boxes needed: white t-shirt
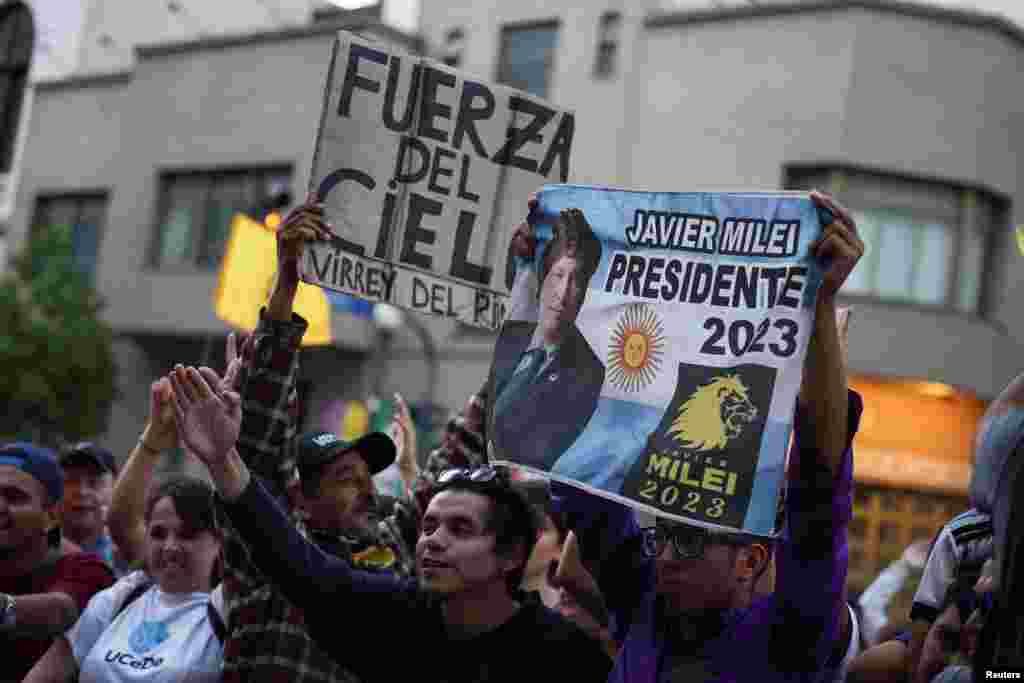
[67,571,224,683]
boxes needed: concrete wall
[627,12,855,190]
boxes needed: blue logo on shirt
[128,620,170,654]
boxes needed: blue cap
[0,442,64,503]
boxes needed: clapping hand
[141,377,178,453]
[168,365,241,470]
[391,393,419,490]
[219,332,251,395]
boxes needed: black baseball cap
[59,442,117,476]
[296,430,396,482]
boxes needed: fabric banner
[487,185,826,536]
[302,31,575,331]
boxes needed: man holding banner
[490,207,606,472]
[551,190,865,683]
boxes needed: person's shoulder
[493,322,534,359]
[78,571,150,620]
[948,508,991,527]
[947,508,993,544]
[498,321,536,343]
[516,603,613,674]
[52,549,115,583]
[518,601,594,644]
[60,537,82,554]
[566,324,604,372]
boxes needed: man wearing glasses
[554,191,865,683]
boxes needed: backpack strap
[206,603,226,643]
[207,586,226,643]
[112,576,226,643]
[114,579,153,619]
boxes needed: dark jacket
[489,320,605,472]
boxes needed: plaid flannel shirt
[220,309,412,683]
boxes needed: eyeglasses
[642,522,747,560]
[436,465,503,486]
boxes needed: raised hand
[392,393,419,478]
[168,365,241,469]
[219,332,251,395]
[141,377,178,452]
[810,191,865,301]
[509,193,540,261]
[276,191,334,292]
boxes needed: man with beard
[0,443,114,681]
[167,360,613,683]
[289,430,408,569]
[551,191,865,683]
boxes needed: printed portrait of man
[489,208,606,472]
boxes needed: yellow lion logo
[669,374,758,452]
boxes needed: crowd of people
[1,190,1021,682]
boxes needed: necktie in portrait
[495,348,548,417]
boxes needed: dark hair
[434,475,538,597]
[514,480,567,544]
[300,464,325,499]
[539,209,602,296]
[144,476,222,537]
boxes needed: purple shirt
[554,390,862,683]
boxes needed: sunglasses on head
[436,465,504,486]
[642,521,747,560]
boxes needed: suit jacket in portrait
[488,320,606,472]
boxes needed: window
[786,166,1005,313]
[441,27,464,68]
[496,21,559,99]
[153,167,291,269]
[31,194,108,282]
[1,2,33,175]
[593,11,621,78]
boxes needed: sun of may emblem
[607,304,666,392]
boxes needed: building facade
[7,0,1024,586]
[415,0,1024,586]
